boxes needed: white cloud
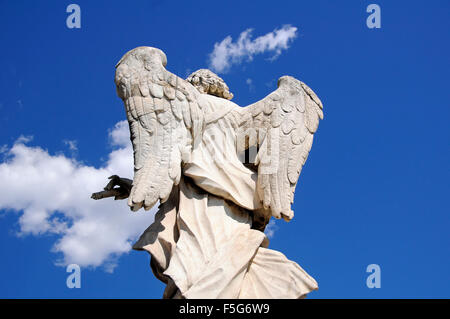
[15,135,33,144]
[264,219,278,239]
[0,121,155,272]
[209,25,298,73]
[109,120,130,147]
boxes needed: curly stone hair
[186,69,233,100]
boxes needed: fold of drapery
[134,178,317,299]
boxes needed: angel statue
[91,46,324,299]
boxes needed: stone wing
[115,47,204,211]
[234,76,323,221]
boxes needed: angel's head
[187,69,233,100]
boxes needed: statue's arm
[91,175,133,200]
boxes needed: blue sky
[0,0,449,298]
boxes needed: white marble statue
[92,46,323,298]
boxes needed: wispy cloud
[264,219,278,238]
[208,25,298,73]
[63,139,78,158]
[0,121,155,272]
[246,78,255,92]
[63,139,78,152]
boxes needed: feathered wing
[234,76,323,221]
[115,47,204,211]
